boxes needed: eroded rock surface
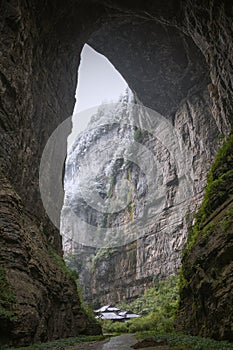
[1,0,233,344]
[62,87,219,306]
[175,199,233,341]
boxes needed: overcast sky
[73,44,128,113]
[68,44,128,147]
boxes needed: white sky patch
[68,44,129,147]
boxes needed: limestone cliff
[62,85,220,306]
[1,0,233,344]
[0,0,100,346]
[0,175,99,346]
[175,132,233,341]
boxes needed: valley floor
[5,332,233,350]
[64,333,233,350]
[61,334,169,350]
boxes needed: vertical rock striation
[1,0,233,344]
[0,0,102,345]
[62,85,220,306]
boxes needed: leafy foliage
[103,275,179,334]
[101,320,128,334]
[136,332,233,350]
[119,274,179,315]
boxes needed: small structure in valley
[119,310,141,319]
[94,304,141,322]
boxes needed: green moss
[202,221,215,236]
[0,265,15,321]
[127,167,132,181]
[178,267,188,292]
[197,132,233,224]
[4,335,107,350]
[135,333,233,350]
[128,202,134,221]
[183,131,233,255]
[198,170,233,222]
[48,246,78,281]
[220,207,233,231]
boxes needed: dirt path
[64,334,136,349]
[102,334,137,349]
[64,334,171,350]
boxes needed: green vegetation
[178,267,188,292]
[48,246,79,281]
[135,332,233,350]
[119,274,179,315]
[64,253,82,275]
[219,207,233,231]
[102,275,179,334]
[184,131,233,255]
[134,128,150,143]
[78,288,97,323]
[3,335,106,350]
[0,265,15,321]
[128,202,134,221]
[179,203,233,297]
[91,247,119,268]
[49,246,98,324]
[101,320,128,334]
[4,333,233,350]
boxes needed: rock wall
[0,0,102,345]
[174,129,233,340]
[1,0,233,344]
[175,199,233,341]
[62,86,220,306]
[175,0,233,341]
[0,175,99,346]
[88,2,233,341]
